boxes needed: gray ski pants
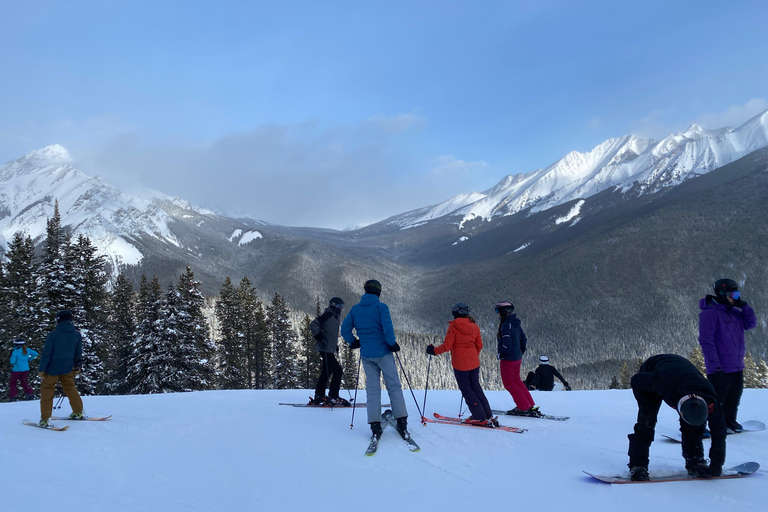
[362,353,408,423]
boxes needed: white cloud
[692,98,768,130]
[428,155,488,178]
[360,113,427,133]
[633,98,768,140]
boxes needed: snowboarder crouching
[628,354,726,481]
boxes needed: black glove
[733,299,747,308]
[426,344,435,356]
[565,385,572,391]
[350,338,361,349]
[388,343,401,352]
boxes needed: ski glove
[733,298,748,308]
[388,343,401,352]
[426,344,436,356]
[350,338,361,349]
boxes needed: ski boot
[328,397,351,407]
[309,395,328,406]
[370,421,383,440]
[69,412,85,420]
[686,458,710,478]
[727,420,743,433]
[9,397,18,402]
[630,466,650,481]
[39,419,49,428]
[25,394,35,400]
[396,417,410,438]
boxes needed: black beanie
[56,310,73,323]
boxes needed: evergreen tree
[300,314,321,390]
[688,345,707,376]
[125,275,163,394]
[64,234,110,395]
[105,273,137,394]
[216,277,247,389]
[38,201,68,328]
[267,292,299,389]
[618,361,632,389]
[238,278,268,389]
[340,340,358,391]
[755,359,768,388]
[744,353,760,388]
[608,375,620,389]
[176,267,215,390]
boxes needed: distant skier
[427,303,497,426]
[698,278,756,433]
[494,300,539,417]
[309,297,350,406]
[37,310,84,427]
[628,354,726,481]
[8,338,38,401]
[525,355,571,391]
[341,280,409,440]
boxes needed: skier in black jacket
[526,355,571,391]
[628,354,727,481]
[309,297,349,406]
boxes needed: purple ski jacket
[698,296,757,374]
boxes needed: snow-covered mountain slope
[2,388,766,511]
[0,145,221,271]
[390,109,768,229]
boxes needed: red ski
[425,413,526,433]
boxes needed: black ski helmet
[677,394,709,427]
[329,297,344,310]
[364,280,382,296]
[713,278,739,297]
[13,338,26,346]
[494,300,514,316]
[452,302,470,317]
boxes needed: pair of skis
[365,410,420,455]
[23,415,112,431]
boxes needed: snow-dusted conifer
[105,273,137,394]
[216,277,247,389]
[175,266,215,390]
[125,275,163,394]
[267,292,299,389]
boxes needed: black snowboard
[584,461,759,484]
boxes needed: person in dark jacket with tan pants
[37,310,84,427]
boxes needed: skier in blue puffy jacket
[341,280,409,440]
[9,338,38,401]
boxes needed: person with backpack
[526,355,571,391]
[628,354,726,481]
[495,300,539,417]
[309,297,350,406]
[9,338,39,401]
[427,303,497,426]
[37,310,84,427]
[341,280,409,441]
[698,278,757,433]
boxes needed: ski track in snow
[2,388,767,512]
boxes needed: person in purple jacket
[698,278,757,433]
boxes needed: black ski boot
[370,421,383,439]
[630,466,650,481]
[396,417,409,438]
[686,458,710,478]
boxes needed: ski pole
[458,395,465,419]
[54,394,65,410]
[421,354,432,425]
[395,352,425,425]
[350,352,362,429]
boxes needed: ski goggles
[728,291,741,300]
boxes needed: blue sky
[1,0,767,228]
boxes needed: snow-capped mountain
[0,144,221,271]
[389,109,768,229]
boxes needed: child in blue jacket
[9,338,38,401]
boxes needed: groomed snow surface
[2,388,766,512]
